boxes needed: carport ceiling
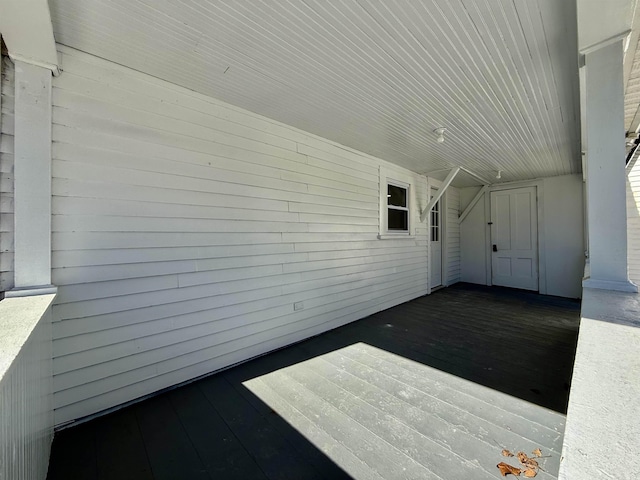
[49,0,581,186]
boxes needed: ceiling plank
[48,0,580,182]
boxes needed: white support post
[420,167,460,222]
[6,60,55,297]
[582,40,637,292]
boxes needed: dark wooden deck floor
[47,283,580,480]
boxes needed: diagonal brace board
[459,185,488,223]
[420,167,460,222]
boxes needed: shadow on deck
[47,283,580,480]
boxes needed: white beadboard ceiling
[48,0,581,186]
[625,6,640,138]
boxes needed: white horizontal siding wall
[0,55,15,294]
[445,188,460,285]
[627,156,640,284]
[51,45,429,424]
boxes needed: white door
[490,187,538,291]
[430,189,442,288]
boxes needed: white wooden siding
[51,45,435,424]
[446,188,461,285]
[627,156,640,284]
[0,56,15,293]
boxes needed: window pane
[388,184,407,207]
[388,209,408,231]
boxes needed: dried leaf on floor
[498,446,545,477]
[518,452,538,470]
[497,462,522,476]
[517,451,539,469]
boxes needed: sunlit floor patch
[243,343,565,480]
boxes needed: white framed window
[430,198,440,242]
[379,167,415,238]
[386,180,410,233]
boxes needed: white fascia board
[577,0,634,54]
[0,0,59,75]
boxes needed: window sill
[377,234,416,240]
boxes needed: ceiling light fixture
[496,170,502,179]
[433,127,447,144]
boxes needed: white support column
[6,61,55,296]
[582,40,638,292]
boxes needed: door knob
[492,244,498,252]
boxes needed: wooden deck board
[198,375,328,480]
[223,376,354,479]
[134,396,209,480]
[47,421,97,480]
[94,408,153,480]
[47,283,580,480]
[166,384,268,480]
[274,359,499,479]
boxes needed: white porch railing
[559,286,640,479]
[0,294,56,480]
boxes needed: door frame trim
[483,179,547,294]
[429,186,445,290]
[428,181,448,294]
